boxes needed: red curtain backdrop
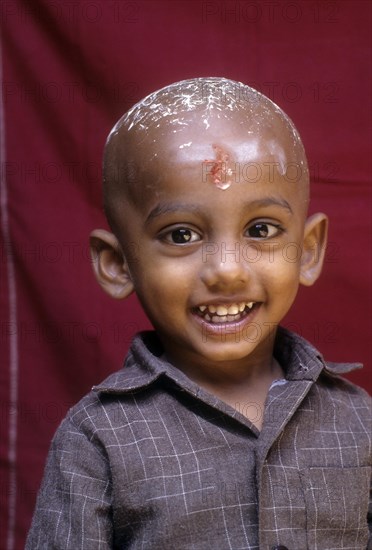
[1,1,371,547]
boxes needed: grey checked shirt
[26,328,372,549]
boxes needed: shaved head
[103,77,309,233]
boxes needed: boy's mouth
[194,302,257,324]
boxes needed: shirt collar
[273,327,362,380]
[93,331,199,396]
[93,327,363,395]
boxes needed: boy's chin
[195,340,265,364]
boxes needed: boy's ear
[300,213,328,286]
[89,229,134,299]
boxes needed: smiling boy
[27,78,371,549]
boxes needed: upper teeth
[197,302,254,316]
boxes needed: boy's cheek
[129,260,192,295]
[258,249,302,276]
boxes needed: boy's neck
[162,344,284,431]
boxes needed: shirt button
[271,546,289,550]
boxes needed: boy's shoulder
[59,331,187,437]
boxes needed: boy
[27,78,371,549]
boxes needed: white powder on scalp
[107,77,302,146]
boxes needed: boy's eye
[246,222,281,239]
[163,228,201,245]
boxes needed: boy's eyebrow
[145,197,293,224]
[248,197,293,214]
[145,202,203,223]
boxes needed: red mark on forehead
[203,144,234,190]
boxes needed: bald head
[103,77,309,232]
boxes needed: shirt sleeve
[25,415,113,549]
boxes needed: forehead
[125,114,305,193]
[127,139,306,228]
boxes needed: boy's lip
[191,301,261,332]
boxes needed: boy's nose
[200,240,251,292]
